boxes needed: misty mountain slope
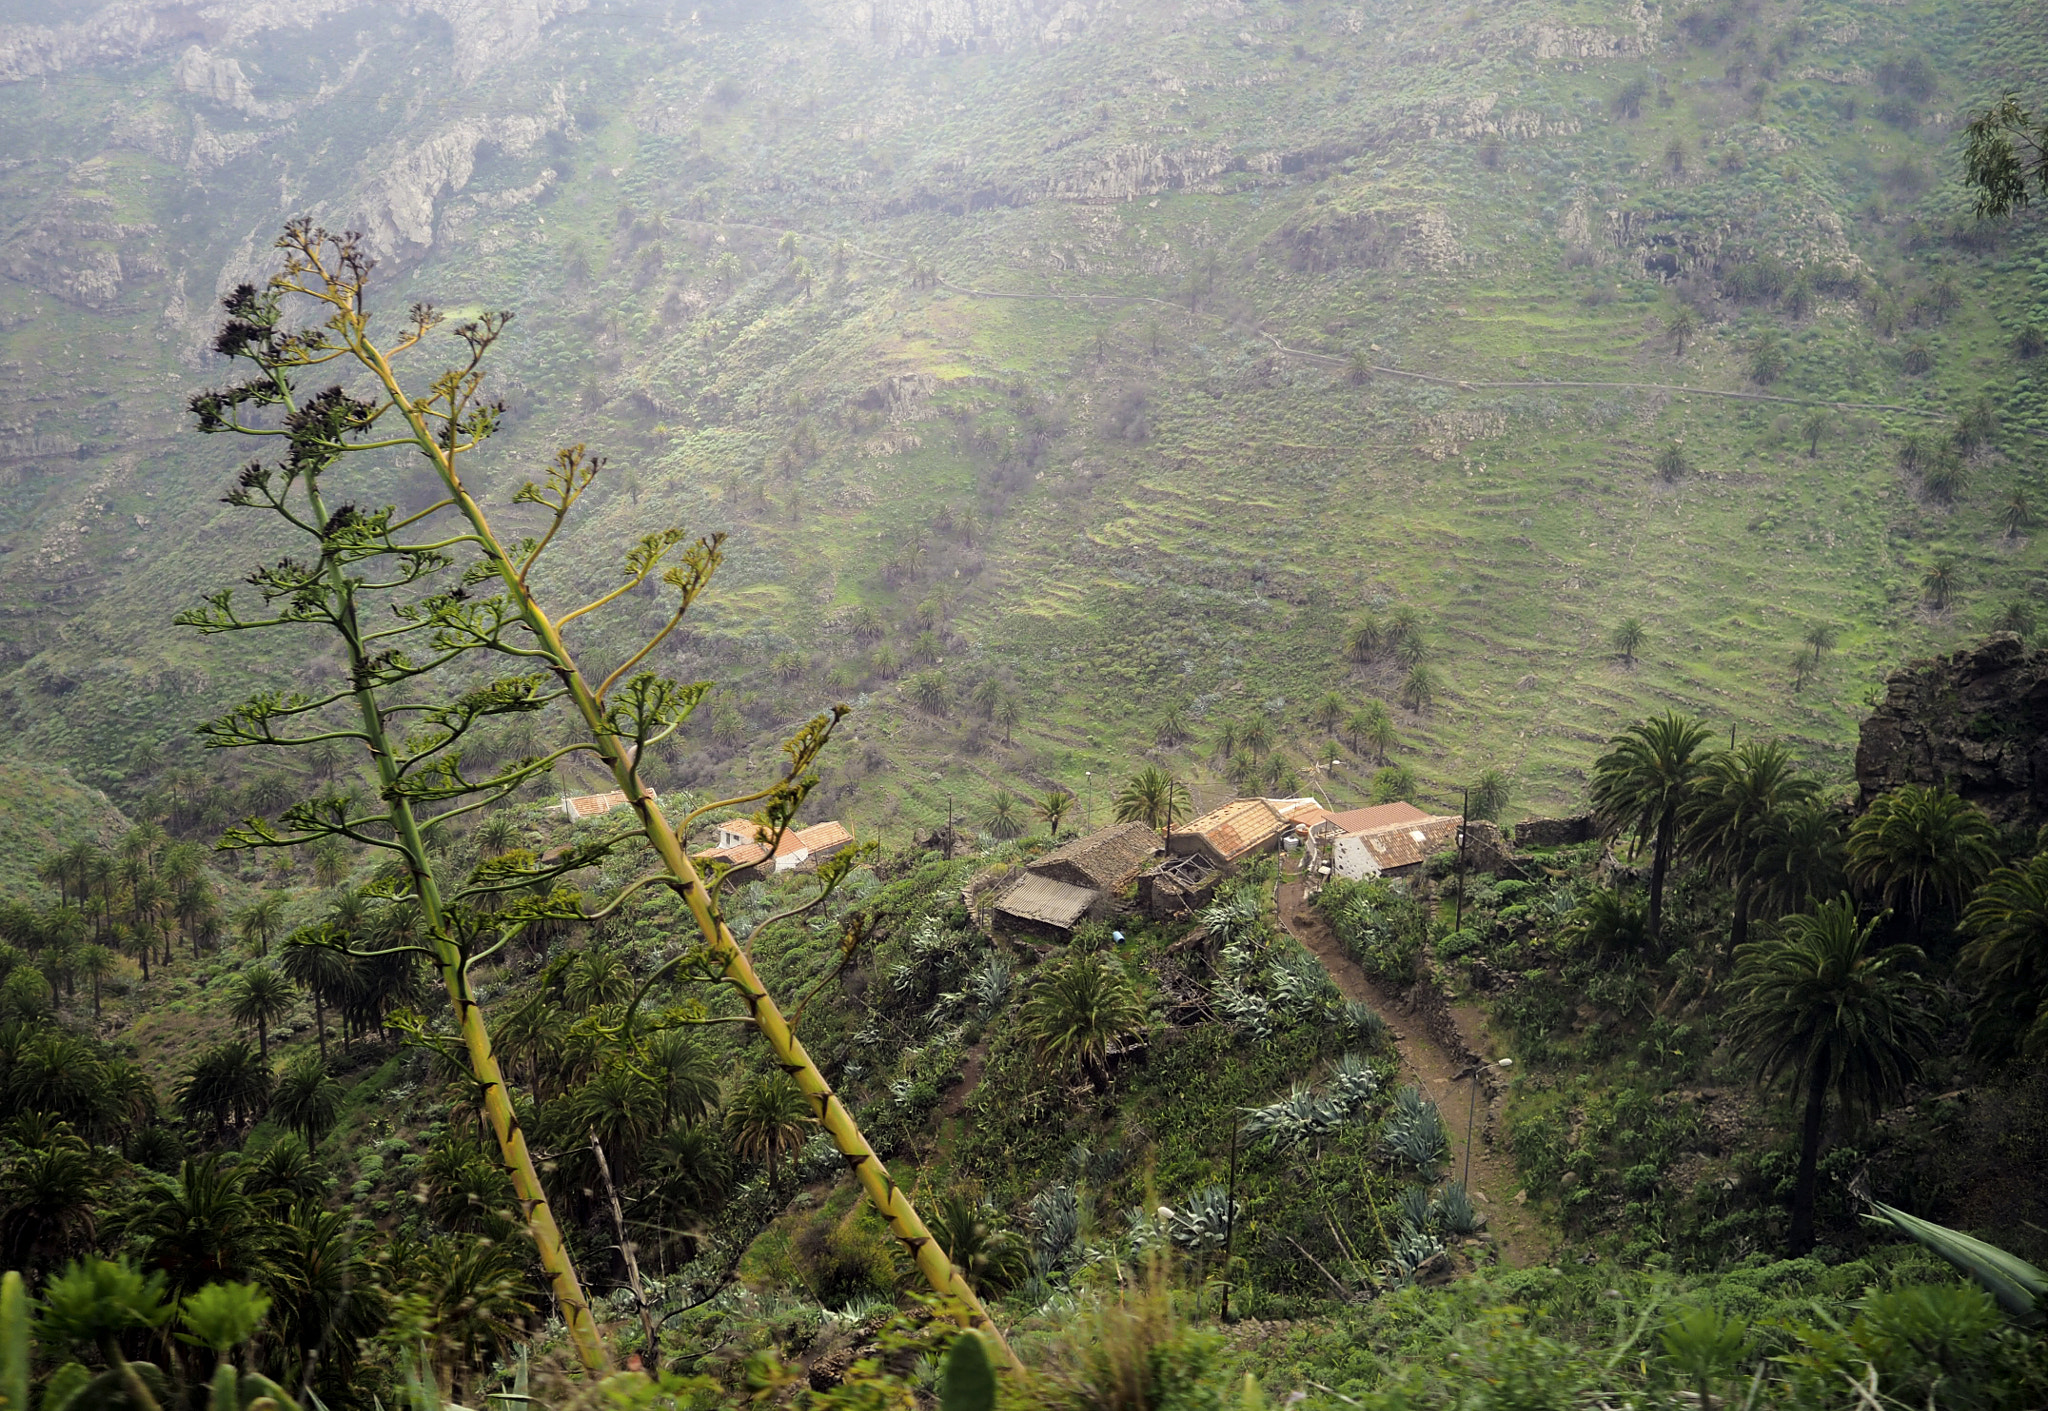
[0,0,2043,837]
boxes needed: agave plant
[1215,984,1276,1041]
[1431,1181,1481,1236]
[1381,1086,1450,1178]
[1868,1199,2047,1323]
[967,955,1013,1008]
[1325,1053,1382,1115]
[1243,1082,1342,1153]
[1343,1000,1392,1048]
[1270,951,1341,1022]
[1167,1185,1241,1252]
[1028,1183,1081,1271]
[1384,1230,1446,1285]
[1200,890,1264,949]
[1395,1184,1434,1237]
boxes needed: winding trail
[1276,877,1549,1267]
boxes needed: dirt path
[1277,878,1549,1267]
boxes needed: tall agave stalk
[194,221,1013,1365]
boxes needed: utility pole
[1455,785,1468,933]
[1219,1116,1240,1323]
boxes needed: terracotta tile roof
[794,820,854,855]
[1179,798,1286,862]
[1029,821,1162,890]
[995,874,1099,929]
[1348,815,1464,871]
[696,820,854,874]
[1325,801,1430,834]
[563,788,657,820]
[698,841,768,868]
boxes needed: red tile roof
[1348,815,1463,871]
[1179,798,1286,862]
[1325,801,1430,834]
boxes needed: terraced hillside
[0,0,2044,838]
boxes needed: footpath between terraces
[1275,876,1550,1268]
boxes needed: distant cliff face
[1856,635,2048,829]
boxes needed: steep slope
[0,0,2044,837]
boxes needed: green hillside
[0,0,2042,836]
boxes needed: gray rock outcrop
[1855,634,2048,829]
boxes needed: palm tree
[1468,768,1512,823]
[1800,408,1832,457]
[724,1074,813,1191]
[227,967,297,1060]
[1311,693,1347,738]
[1019,953,1147,1094]
[986,791,1024,840]
[271,1051,345,1148]
[927,1193,1030,1296]
[1346,617,1385,664]
[1612,617,1646,665]
[995,693,1022,745]
[1399,665,1440,714]
[1992,599,2035,639]
[1751,799,1847,918]
[1728,898,1939,1252]
[1349,702,1396,765]
[1846,784,2000,931]
[279,933,350,1063]
[1036,788,1074,838]
[1960,853,2048,1060]
[1113,766,1190,832]
[1589,712,1717,938]
[76,944,114,1020]
[1240,718,1272,758]
[1684,740,1820,954]
[909,670,949,716]
[174,1042,274,1138]
[1922,558,1959,610]
[1802,624,1838,666]
[1668,308,1695,356]
[1154,707,1192,748]
[1655,442,1690,480]
[1211,720,1239,760]
[1998,485,2035,539]
[236,896,286,957]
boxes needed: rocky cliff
[1855,634,2048,829]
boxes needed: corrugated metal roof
[995,874,1099,928]
[1180,798,1286,861]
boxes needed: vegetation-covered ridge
[0,0,2046,838]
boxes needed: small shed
[1140,852,1220,919]
[1167,798,1288,870]
[1028,821,1162,893]
[1330,815,1465,881]
[993,874,1102,942]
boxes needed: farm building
[1166,798,1289,869]
[992,821,1163,940]
[992,874,1103,942]
[696,819,855,883]
[1027,821,1163,892]
[1140,851,1221,919]
[561,787,657,821]
[1329,813,1464,881]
